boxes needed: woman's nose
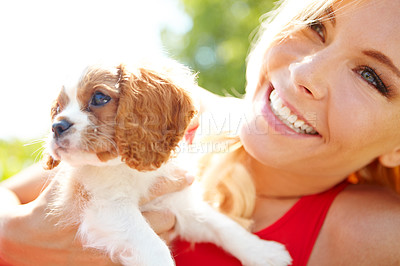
[288,50,331,100]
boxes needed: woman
[1,0,400,265]
[174,0,400,264]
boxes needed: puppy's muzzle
[52,119,73,138]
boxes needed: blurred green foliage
[162,0,276,96]
[0,140,44,181]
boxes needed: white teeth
[300,123,309,131]
[278,106,291,119]
[272,98,283,110]
[269,89,318,135]
[294,120,305,128]
[287,114,298,124]
[270,90,279,101]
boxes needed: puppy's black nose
[52,120,73,138]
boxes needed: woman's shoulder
[311,183,400,265]
[336,183,400,223]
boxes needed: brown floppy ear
[43,153,60,170]
[43,99,61,170]
[115,64,196,171]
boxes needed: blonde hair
[197,136,255,229]
[198,0,400,228]
[246,0,339,96]
[352,160,400,193]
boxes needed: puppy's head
[45,60,197,171]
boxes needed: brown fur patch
[50,87,69,120]
[75,66,121,159]
[115,64,197,171]
[97,150,118,162]
[72,179,91,204]
[43,153,60,170]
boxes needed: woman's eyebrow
[363,50,400,78]
[325,6,336,27]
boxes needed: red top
[172,181,349,266]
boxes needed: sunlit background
[0,0,275,180]
[0,0,190,140]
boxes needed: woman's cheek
[266,35,316,74]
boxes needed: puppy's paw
[111,236,175,266]
[240,239,292,266]
[119,246,175,266]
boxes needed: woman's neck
[244,153,347,198]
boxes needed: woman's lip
[260,83,320,138]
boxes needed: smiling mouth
[269,88,319,135]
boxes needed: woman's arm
[0,178,119,265]
[0,163,57,204]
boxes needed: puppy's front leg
[78,203,174,266]
[167,188,292,266]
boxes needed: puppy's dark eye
[91,92,111,107]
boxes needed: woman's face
[240,0,400,179]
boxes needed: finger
[143,210,176,235]
[140,171,194,205]
[158,229,175,245]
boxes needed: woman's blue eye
[91,92,111,107]
[308,20,326,42]
[356,66,389,97]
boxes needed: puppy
[44,60,292,266]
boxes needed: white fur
[49,158,291,266]
[48,79,292,266]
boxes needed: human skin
[240,0,400,264]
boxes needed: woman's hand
[0,168,193,265]
[141,170,195,242]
